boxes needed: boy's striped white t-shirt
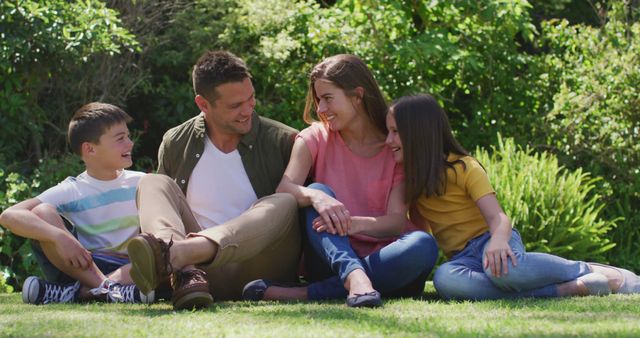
[37,170,145,254]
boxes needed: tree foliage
[536,3,640,268]
[0,0,138,164]
[1,0,639,289]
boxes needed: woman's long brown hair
[390,94,469,205]
[303,54,388,134]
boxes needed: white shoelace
[118,284,137,303]
[43,281,80,304]
[89,279,123,302]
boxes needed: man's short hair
[68,102,133,155]
[192,50,251,102]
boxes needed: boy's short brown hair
[68,102,133,155]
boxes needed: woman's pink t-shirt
[299,122,407,257]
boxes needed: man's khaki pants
[136,174,301,300]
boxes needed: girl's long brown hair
[303,54,388,134]
[390,94,469,205]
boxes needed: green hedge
[0,155,85,291]
[475,136,617,261]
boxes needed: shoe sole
[139,290,156,304]
[173,291,213,310]
[22,276,40,304]
[347,299,383,308]
[128,237,159,295]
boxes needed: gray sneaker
[90,279,155,304]
[22,276,80,305]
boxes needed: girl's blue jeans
[304,183,439,300]
[433,229,591,300]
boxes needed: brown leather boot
[171,268,213,310]
[127,233,174,295]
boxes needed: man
[128,50,300,310]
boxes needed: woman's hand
[311,192,351,236]
[483,235,517,278]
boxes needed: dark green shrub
[0,155,85,290]
[475,136,617,262]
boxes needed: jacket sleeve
[280,129,297,168]
[156,131,173,176]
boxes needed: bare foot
[557,273,610,297]
[589,263,624,292]
[344,269,376,298]
[557,279,588,297]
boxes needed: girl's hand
[311,216,341,235]
[311,192,351,236]
[483,236,517,278]
[476,193,517,278]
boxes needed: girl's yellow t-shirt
[416,154,494,258]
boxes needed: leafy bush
[535,3,640,270]
[0,155,85,290]
[475,136,617,262]
[0,270,14,294]
[0,0,139,164]
[0,169,42,289]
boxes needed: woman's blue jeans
[433,229,591,300]
[304,183,439,300]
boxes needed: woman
[243,55,438,307]
[385,94,639,300]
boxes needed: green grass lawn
[1,283,639,337]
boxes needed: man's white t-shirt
[187,137,258,229]
[37,170,145,254]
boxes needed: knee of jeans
[433,264,474,300]
[482,259,524,290]
[404,231,439,271]
[307,182,336,198]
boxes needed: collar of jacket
[192,111,260,152]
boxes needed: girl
[243,55,438,307]
[385,94,640,300]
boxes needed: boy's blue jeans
[303,183,439,300]
[433,229,591,300]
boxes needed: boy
[0,102,153,304]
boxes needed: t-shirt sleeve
[297,123,325,165]
[36,178,75,211]
[392,162,404,187]
[464,158,495,202]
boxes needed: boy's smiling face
[84,121,134,176]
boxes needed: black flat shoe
[242,279,271,301]
[242,279,307,301]
[346,291,382,308]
